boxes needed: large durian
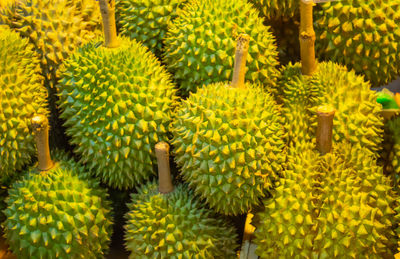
[0,0,101,88]
[58,0,177,189]
[274,1,383,157]
[315,0,400,86]
[254,106,398,258]
[116,0,188,56]
[0,25,48,179]
[172,35,285,215]
[124,142,238,258]
[163,0,279,94]
[3,115,113,258]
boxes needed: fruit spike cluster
[3,115,113,258]
[163,0,279,94]
[124,142,238,258]
[116,0,188,56]
[254,107,397,257]
[316,0,400,86]
[0,25,48,178]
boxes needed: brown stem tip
[316,105,335,155]
[231,34,250,89]
[31,115,54,171]
[155,142,174,194]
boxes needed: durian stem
[31,115,54,171]
[316,105,335,155]
[300,0,317,75]
[155,142,174,194]
[99,0,119,48]
[231,34,250,89]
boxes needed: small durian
[254,106,398,258]
[163,0,279,94]
[124,142,238,258]
[275,1,383,157]
[315,0,400,86]
[0,25,48,179]
[3,115,113,258]
[172,35,285,215]
[58,0,177,189]
[116,0,188,56]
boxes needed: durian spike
[99,0,119,48]
[231,34,250,89]
[31,115,54,171]
[299,0,317,75]
[316,105,335,155]
[155,142,174,194]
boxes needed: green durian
[0,25,48,178]
[58,1,177,189]
[0,0,101,88]
[249,0,298,19]
[254,143,397,258]
[382,117,400,187]
[315,0,400,86]
[124,142,238,258]
[275,61,383,156]
[163,0,279,94]
[116,0,188,56]
[3,115,113,258]
[172,83,285,215]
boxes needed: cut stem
[155,142,174,194]
[231,34,250,89]
[99,0,119,48]
[300,0,317,75]
[31,115,54,171]
[316,105,335,155]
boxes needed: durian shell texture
[163,0,279,94]
[3,151,113,259]
[254,143,398,258]
[172,82,285,215]
[59,38,178,190]
[116,0,188,56]
[124,181,238,258]
[0,25,48,179]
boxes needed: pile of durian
[0,0,399,258]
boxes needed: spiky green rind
[275,62,383,156]
[124,181,238,258]
[0,25,48,178]
[3,151,113,259]
[1,0,101,88]
[254,144,397,258]
[383,117,400,187]
[163,0,279,94]
[116,0,188,56]
[315,0,400,86]
[172,83,285,215]
[58,38,178,190]
[249,0,298,19]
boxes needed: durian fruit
[0,25,48,179]
[254,106,398,258]
[3,115,113,258]
[58,0,177,189]
[382,117,400,188]
[124,142,238,258]
[0,0,101,88]
[274,1,383,157]
[172,35,285,215]
[163,0,279,94]
[315,0,400,87]
[116,0,188,56]
[249,0,298,19]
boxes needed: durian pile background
[0,0,400,258]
